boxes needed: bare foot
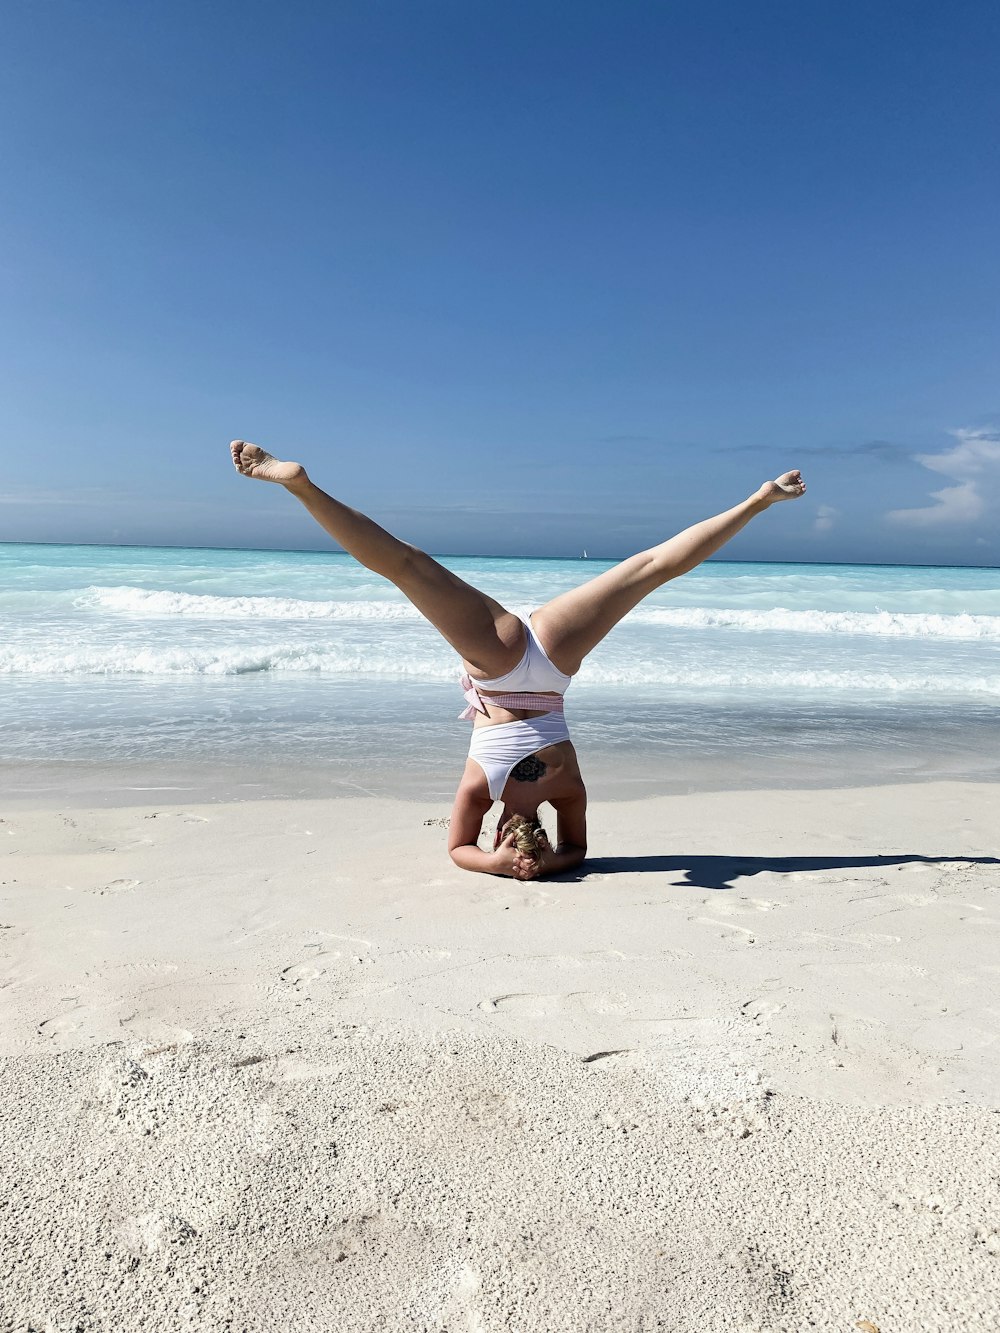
[758,470,806,503]
[230,440,306,486]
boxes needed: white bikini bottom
[468,712,571,802]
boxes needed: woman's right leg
[230,441,525,673]
[533,473,806,673]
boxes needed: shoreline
[4,730,1000,809]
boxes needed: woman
[231,441,806,880]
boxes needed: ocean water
[2,543,998,798]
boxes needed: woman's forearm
[449,844,501,875]
[544,844,587,875]
[450,841,587,878]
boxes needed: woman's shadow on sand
[573,853,1000,892]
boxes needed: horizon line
[0,538,997,573]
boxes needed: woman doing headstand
[231,441,806,881]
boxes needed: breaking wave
[71,586,1000,640]
[1,640,997,696]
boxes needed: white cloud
[916,428,1000,476]
[886,427,1000,527]
[888,480,984,527]
[814,504,838,533]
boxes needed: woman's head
[497,813,550,859]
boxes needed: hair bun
[504,814,548,859]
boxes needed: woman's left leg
[533,472,805,673]
[230,441,526,673]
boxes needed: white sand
[2,781,998,1330]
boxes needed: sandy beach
[2,777,998,1331]
[7,0,1000,1324]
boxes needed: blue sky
[2,1,998,562]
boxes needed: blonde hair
[503,814,548,858]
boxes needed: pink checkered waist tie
[459,673,566,721]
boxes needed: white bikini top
[459,616,572,720]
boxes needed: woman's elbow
[448,845,479,873]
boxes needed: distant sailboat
[581,548,589,559]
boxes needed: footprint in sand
[583,1049,637,1068]
[508,884,558,908]
[281,961,326,986]
[88,878,141,897]
[37,1002,129,1045]
[783,871,865,885]
[39,1011,85,1040]
[741,997,786,1026]
[412,1256,490,1331]
[694,916,758,942]
[502,887,555,909]
[143,812,209,824]
[479,991,628,1019]
[802,928,903,948]
[280,951,343,987]
[119,961,179,977]
[703,897,780,916]
[119,1211,198,1256]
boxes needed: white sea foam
[73,586,422,620]
[629,606,1000,639]
[577,666,1000,695]
[70,585,1000,641]
[0,643,451,678]
[1,641,997,696]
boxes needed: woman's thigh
[396,549,526,675]
[531,553,656,673]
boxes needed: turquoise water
[2,543,998,787]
